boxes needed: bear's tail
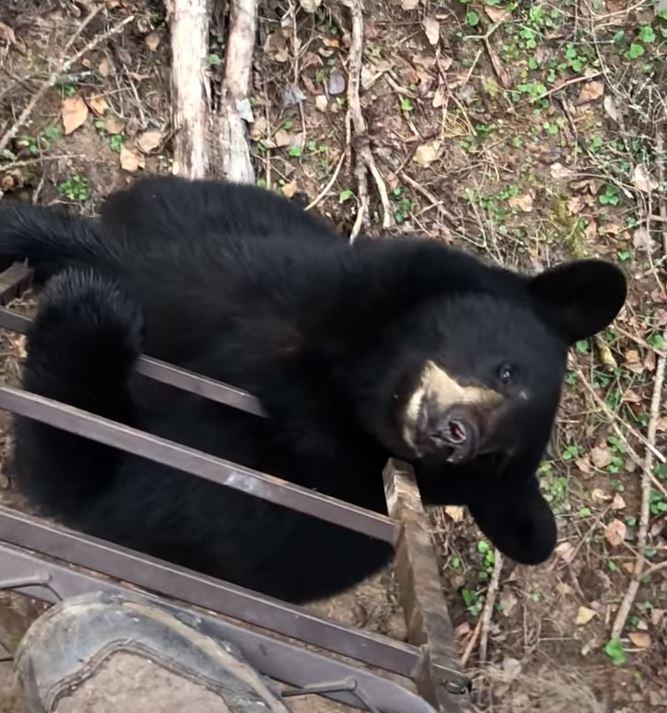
[0,201,111,280]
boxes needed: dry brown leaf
[603,95,619,122]
[315,95,328,112]
[554,541,575,563]
[632,163,658,193]
[632,227,652,251]
[401,0,420,8]
[575,606,597,626]
[567,195,584,214]
[264,31,289,63]
[577,80,604,104]
[145,32,160,51]
[432,84,446,108]
[98,57,112,77]
[300,0,322,12]
[455,621,471,638]
[604,519,627,547]
[0,21,17,45]
[591,487,611,504]
[423,16,440,46]
[550,162,573,180]
[596,335,617,369]
[628,632,651,649]
[413,140,441,167]
[61,96,89,135]
[86,95,109,117]
[444,505,464,522]
[576,455,592,475]
[485,5,512,23]
[119,145,144,173]
[591,446,612,469]
[104,115,124,135]
[136,129,163,154]
[281,180,298,198]
[508,193,533,212]
[273,129,291,148]
[611,493,626,510]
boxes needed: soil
[0,1,665,711]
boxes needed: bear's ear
[528,259,626,344]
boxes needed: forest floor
[0,1,665,711]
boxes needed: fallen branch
[345,0,392,241]
[479,552,503,664]
[0,10,133,155]
[218,0,257,183]
[167,0,211,179]
[611,331,666,640]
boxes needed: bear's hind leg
[14,267,144,519]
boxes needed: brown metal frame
[0,263,472,712]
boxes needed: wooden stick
[168,0,211,179]
[611,332,666,640]
[218,0,257,184]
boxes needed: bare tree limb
[168,0,211,179]
[218,0,257,184]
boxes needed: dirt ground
[0,0,666,711]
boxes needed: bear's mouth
[401,360,503,464]
[414,397,479,463]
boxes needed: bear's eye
[498,363,515,386]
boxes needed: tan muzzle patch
[402,360,503,449]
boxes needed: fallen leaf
[273,129,291,148]
[567,195,584,214]
[104,115,124,134]
[499,589,518,617]
[611,493,626,510]
[455,621,471,638]
[603,95,619,122]
[554,541,575,563]
[485,5,512,23]
[299,0,322,11]
[315,95,328,112]
[61,96,89,135]
[432,84,446,108]
[328,69,346,95]
[264,31,289,63]
[145,32,160,51]
[413,54,436,69]
[632,228,652,252]
[575,606,597,626]
[550,162,574,180]
[595,335,617,368]
[423,16,440,46]
[125,117,141,137]
[401,0,420,9]
[508,193,533,212]
[136,129,163,154]
[281,84,305,107]
[281,179,298,198]
[628,632,651,649]
[119,145,144,172]
[0,21,16,45]
[591,446,613,469]
[591,488,611,504]
[576,455,592,475]
[577,80,604,104]
[632,163,658,193]
[86,94,108,117]
[444,505,464,522]
[413,140,441,167]
[604,519,627,548]
[98,57,112,78]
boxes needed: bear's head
[344,257,626,562]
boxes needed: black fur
[0,177,627,603]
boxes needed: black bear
[0,177,626,603]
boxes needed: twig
[346,0,392,241]
[218,0,257,183]
[479,552,503,664]
[399,171,460,228]
[576,368,666,466]
[0,11,133,154]
[305,152,345,211]
[611,332,666,640]
[536,71,603,102]
[460,615,483,667]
